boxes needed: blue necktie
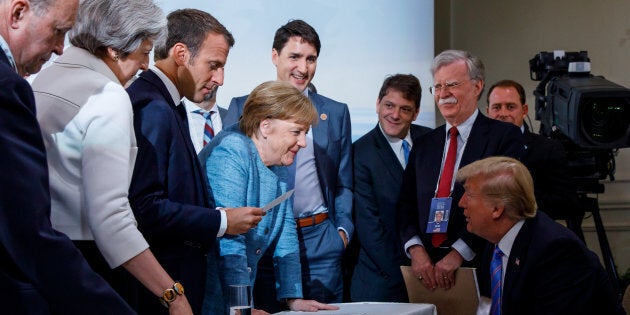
[401,140,410,166]
[194,110,215,146]
[491,245,504,315]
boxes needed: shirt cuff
[217,208,227,237]
[451,239,476,261]
[404,236,423,259]
[337,227,350,243]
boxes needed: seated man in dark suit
[486,79,584,239]
[398,50,523,291]
[0,0,133,313]
[351,74,431,302]
[457,156,624,315]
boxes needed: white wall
[156,0,435,139]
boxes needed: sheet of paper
[262,189,294,213]
[401,266,480,315]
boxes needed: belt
[296,213,328,228]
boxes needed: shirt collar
[0,34,17,73]
[497,219,525,259]
[379,122,413,146]
[445,109,478,142]
[150,66,181,105]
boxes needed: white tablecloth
[273,302,437,315]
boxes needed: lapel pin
[320,113,327,121]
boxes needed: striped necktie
[490,245,504,315]
[194,110,215,146]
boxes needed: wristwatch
[159,282,185,308]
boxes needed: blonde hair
[457,156,536,220]
[240,81,317,137]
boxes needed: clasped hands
[409,245,463,290]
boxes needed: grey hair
[68,0,165,58]
[28,0,56,16]
[431,49,485,82]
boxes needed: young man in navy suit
[398,50,523,291]
[457,156,623,315]
[126,9,263,314]
[0,0,134,313]
[224,19,353,311]
[351,74,431,302]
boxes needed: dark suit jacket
[126,69,222,313]
[351,124,431,302]
[399,112,524,260]
[522,125,581,220]
[0,51,133,314]
[477,212,624,315]
[226,92,354,236]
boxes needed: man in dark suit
[0,0,134,313]
[224,19,353,310]
[486,79,584,239]
[351,74,431,302]
[398,50,523,291]
[126,9,263,314]
[457,156,623,315]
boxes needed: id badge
[426,197,451,234]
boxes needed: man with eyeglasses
[486,79,584,240]
[398,50,523,291]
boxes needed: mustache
[438,97,457,105]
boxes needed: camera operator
[486,79,584,240]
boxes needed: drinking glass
[228,284,252,315]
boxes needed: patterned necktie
[431,126,458,247]
[491,245,504,315]
[195,110,215,146]
[401,139,410,166]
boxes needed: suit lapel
[502,219,533,309]
[460,112,490,167]
[310,94,329,151]
[372,126,404,181]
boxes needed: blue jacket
[199,126,302,314]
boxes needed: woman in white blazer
[31,0,191,312]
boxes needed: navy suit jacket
[0,51,133,314]
[351,124,431,302]
[399,112,523,260]
[225,92,354,236]
[522,125,581,220]
[126,69,222,313]
[477,212,624,315]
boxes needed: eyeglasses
[429,80,470,95]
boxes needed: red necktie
[432,126,458,247]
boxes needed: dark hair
[272,19,321,56]
[154,9,234,61]
[486,79,526,105]
[378,74,422,109]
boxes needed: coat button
[255,249,262,255]
[247,267,252,272]
[264,228,269,234]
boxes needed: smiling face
[258,118,308,166]
[10,0,79,76]
[272,36,317,93]
[487,86,528,128]
[377,88,419,139]
[433,60,483,126]
[181,32,230,102]
[110,39,153,85]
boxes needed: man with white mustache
[398,50,523,292]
